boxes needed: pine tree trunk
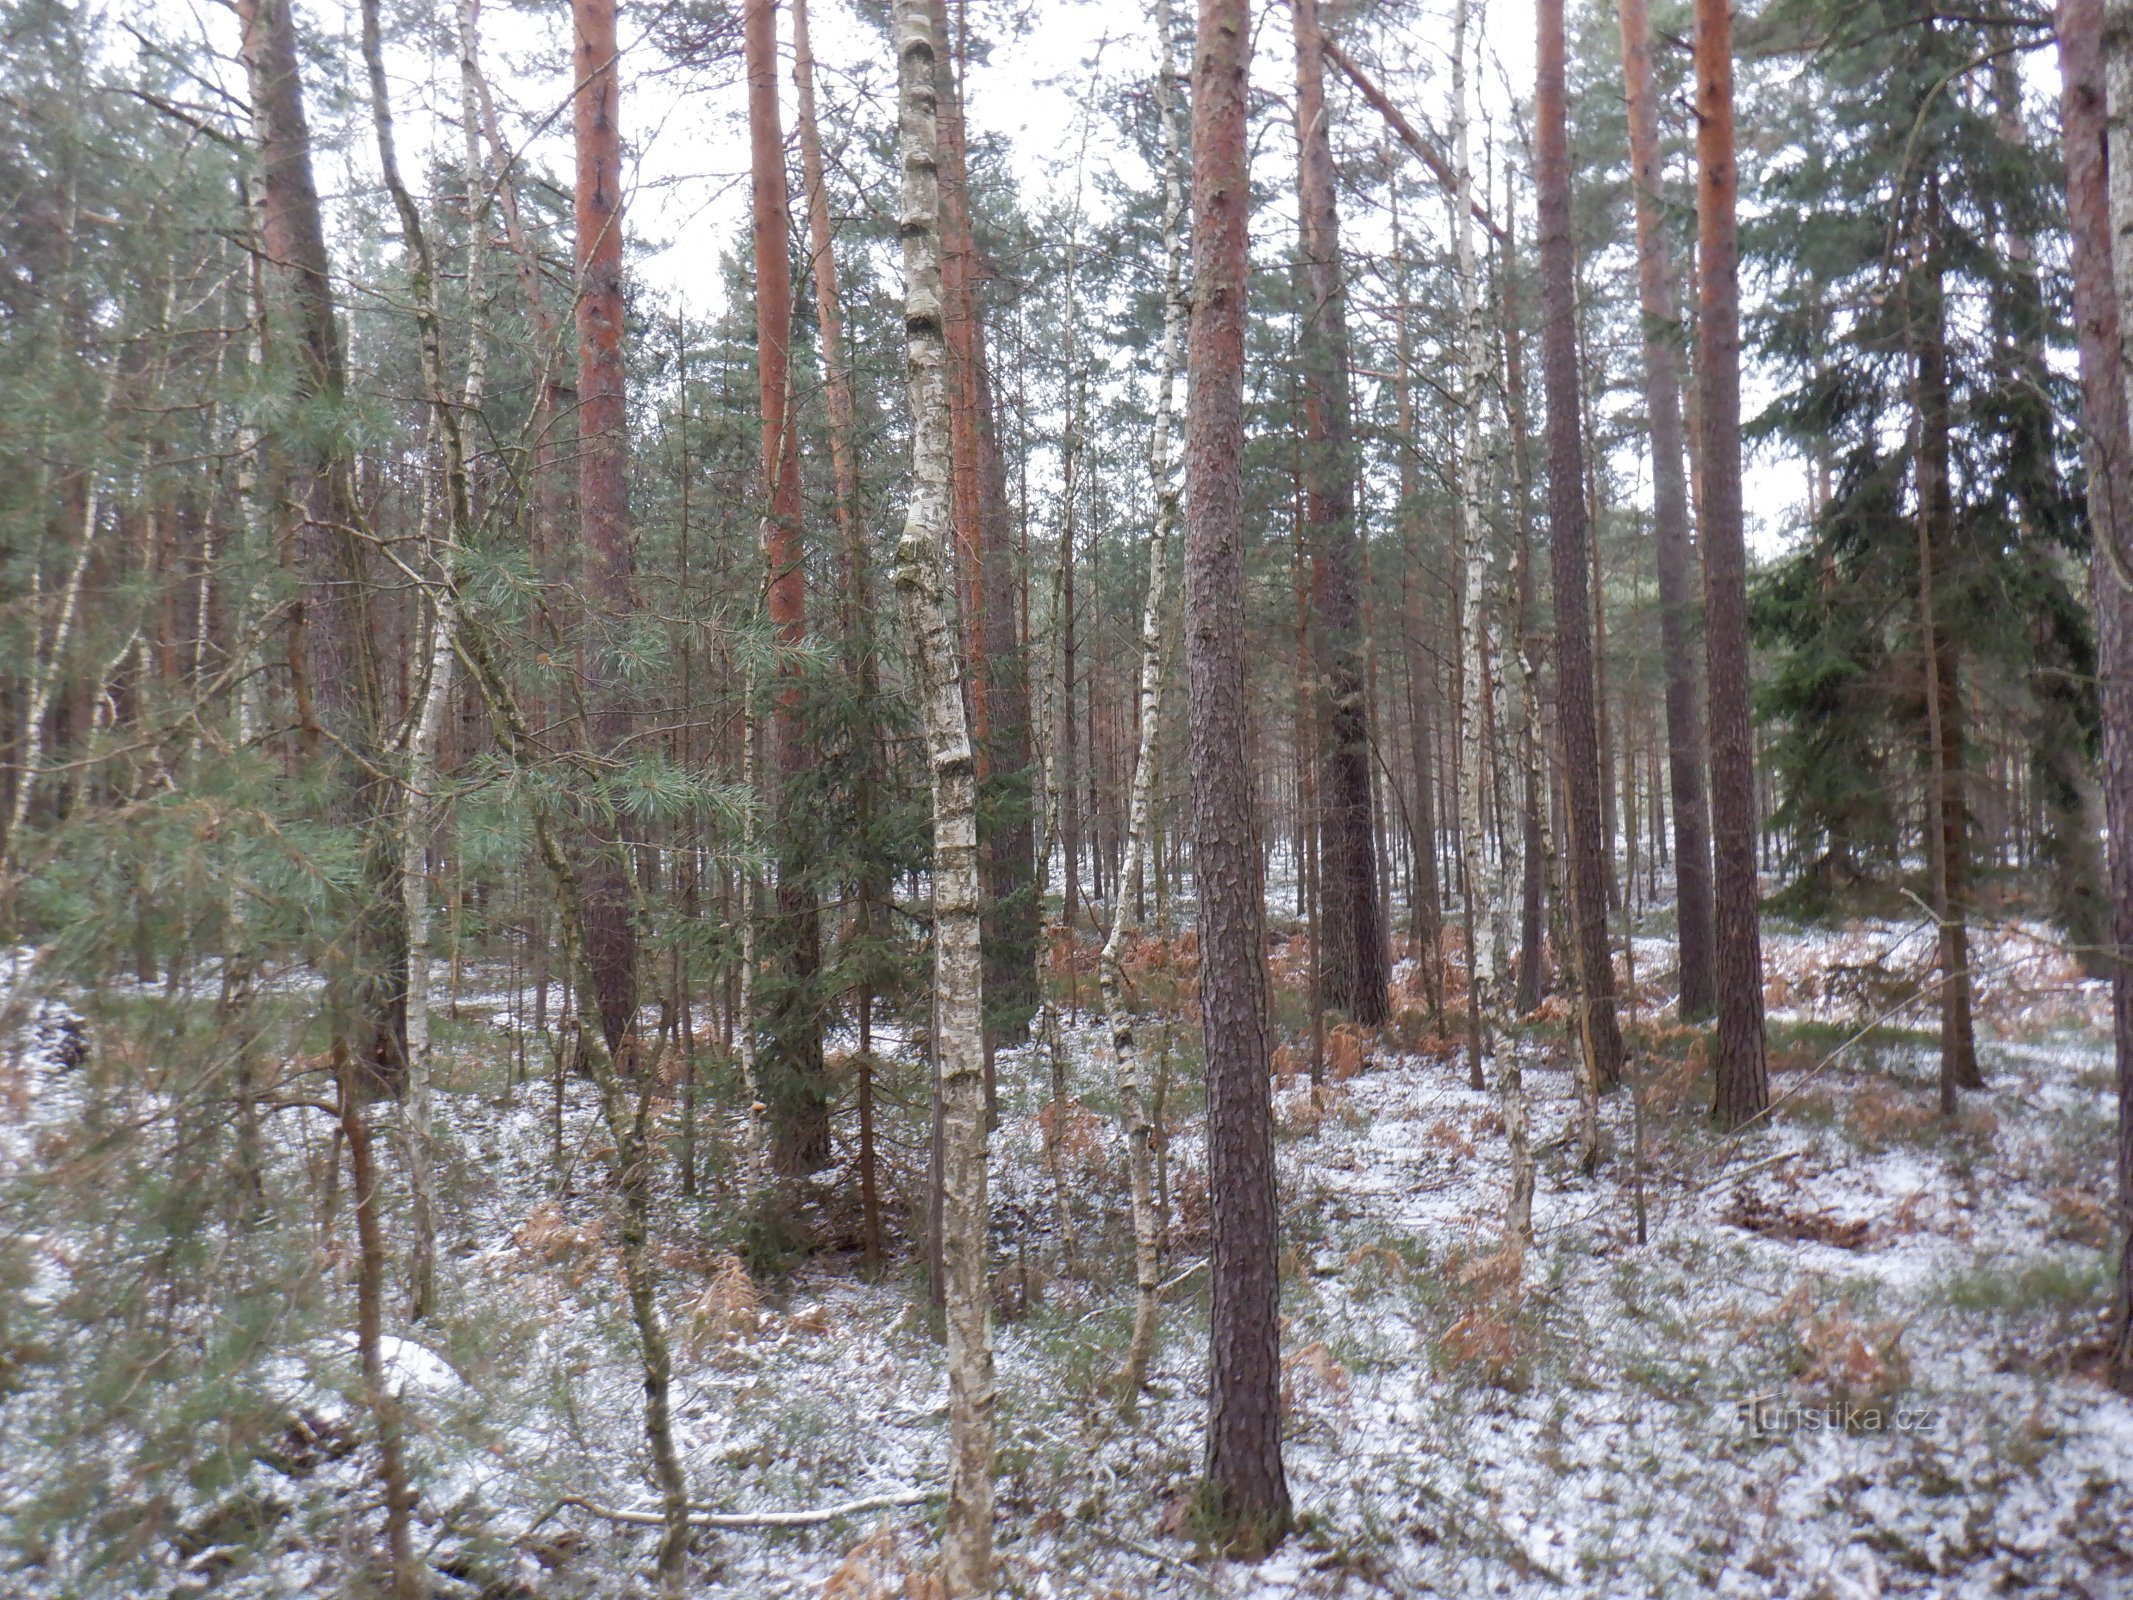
[1692,0,1769,1126]
[1909,175,1982,1102]
[237,0,405,1096]
[1187,0,1290,1544]
[1059,364,1085,933]
[571,0,638,1064]
[1291,0,1387,1028]
[745,0,828,1174]
[1537,0,1628,1092]
[895,7,995,1587]
[1615,0,1716,1019]
[792,0,886,1241]
[929,0,1038,1048]
[1391,224,1443,1016]
[334,1044,420,1600]
[2063,0,2133,1389]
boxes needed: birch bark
[896,4,994,1587]
[2063,0,2133,1391]
[1101,0,1189,1396]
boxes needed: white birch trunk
[395,0,495,1321]
[1445,0,1533,1238]
[896,5,994,1590]
[2106,2,2133,417]
[1036,123,1095,1274]
[1,482,102,883]
[1,336,124,888]
[1101,0,1190,1396]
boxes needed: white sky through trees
[139,0,1813,552]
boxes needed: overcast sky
[141,0,1808,553]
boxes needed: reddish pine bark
[1187,0,1290,1543]
[930,0,987,753]
[572,0,638,1059]
[930,0,1038,1044]
[1692,0,1769,1126]
[792,0,882,1246]
[2055,0,2133,1390]
[1291,0,1387,1027]
[745,0,828,1172]
[1537,0,1627,1089]
[1615,0,1716,1019]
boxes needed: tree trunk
[895,6,995,1588]
[1391,212,1443,1018]
[1448,0,1531,1229]
[746,0,828,1174]
[1291,0,1387,1028]
[1102,0,1189,1397]
[1910,174,1982,1103]
[1186,0,1290,1545]
[792,0,885,1244]
[334,1044,420,1600]
[1537,0,1627,1091]
[1615,0,1716,1018]
[2063,0,2133,1390]
[572,0,638,1063]
[1500,191,1551,1016]
[1059,364,1085,932]
[1449,0,1501,1096]
[1692,0,1769,1127]
[237,0,404,1096]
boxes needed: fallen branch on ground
[535,1487,941,1533]
[1071,1257,1207,1327]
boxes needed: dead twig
[534,1486,941,1533]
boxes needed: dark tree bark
[2056,0,2133,1390]
[1186,0,1290,1545]
[978,350,1039,1040]
[572,0,638,1061]
[1394,261,1444,1015]
[1910,174,1982,1104]
[1060,385,1083,932]
[1692,0,1769,1126]
[236,0,403,1092]
[1615,0,1716,1018]
[236,0,365,752]
[746,0,828,1173]
[1291,0,1387,1027]
[1537,0,1626,1089]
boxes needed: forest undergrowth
[4,905,2128,1599]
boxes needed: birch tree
[1446,0,1537,1235]
[894,3,995,1587]
[1101,0,1190,1397]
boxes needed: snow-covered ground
[2,914,2129,1596]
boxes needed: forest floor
[4,908,2132,1598]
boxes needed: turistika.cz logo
[1737,1394,1942,1437]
